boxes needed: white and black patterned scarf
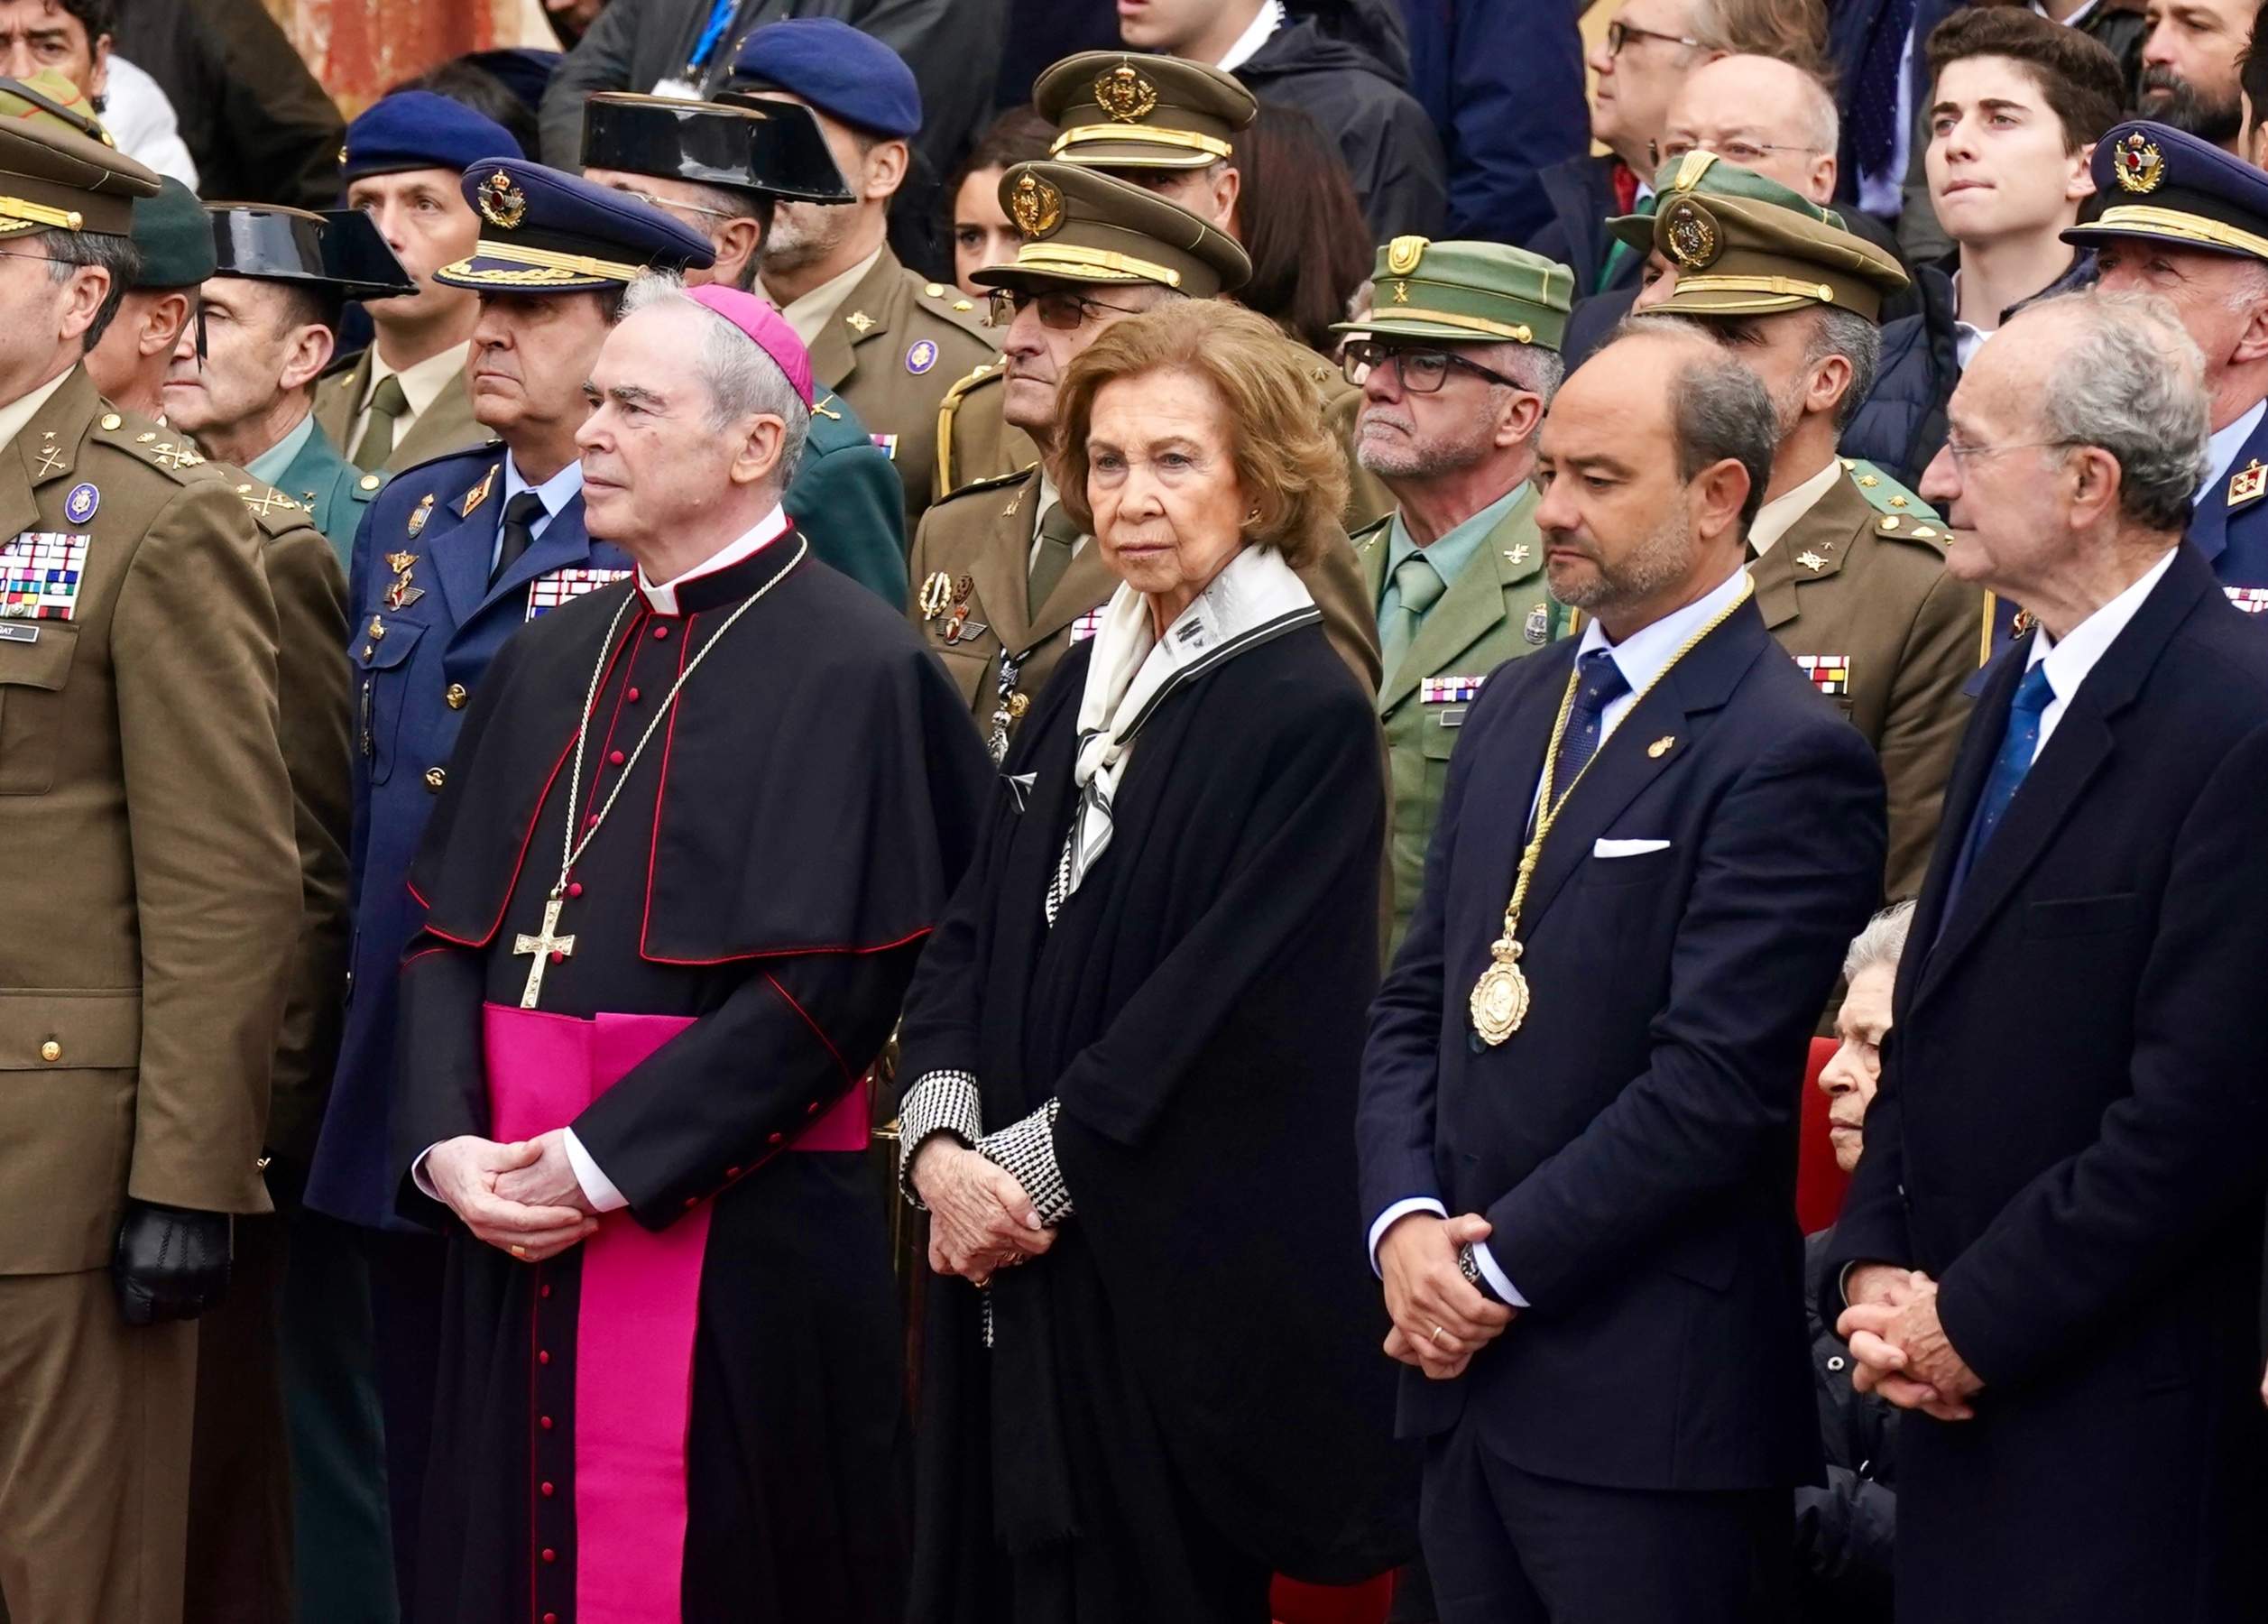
[1045,544,1318,925]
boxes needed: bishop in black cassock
[389,285,991,1624]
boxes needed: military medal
[1525,604,1549,645]
[1471,577,1753,1046]
[917,571,954,621]
[407,494,434,539]
[2230,459,2267,508]
[459,465,499,519]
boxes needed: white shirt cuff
[1470,1241,1528,1308]
[1368,1196,1448,1276]
[562,1128,629,1213]
[410,1142,444,1201]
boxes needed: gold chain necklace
[1469,576,1753,1046]
[511,540,807,1010]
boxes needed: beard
[759,200,850,277]
[2137,66,2245,147]
[1354,410,1496,479]
[1544,503,1697,614]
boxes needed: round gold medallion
[1010,171,1065,239]
[1093,64,1158,123]
[1469,943,1531,1047]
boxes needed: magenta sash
[483,1002,868,1624]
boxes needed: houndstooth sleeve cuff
[897,1070,982,1209]
[976,1098,1074,1226]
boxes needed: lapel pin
[1647,735,1675,759]
[2231,459,2268,508]
[1505,544,1530,566]
[1796,549,1829,573]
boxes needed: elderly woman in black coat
[894,300,1411,1624]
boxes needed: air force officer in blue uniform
[1359,318,1885,1623]
[303,157,715,1601]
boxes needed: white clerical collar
[637,503,790,613]
[1216,0,1285,70]
[1747,457,1844,557]
[1576,564,1749,697]
[2201,398,2266,500]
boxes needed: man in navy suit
[302,158,715,1610]
[1358,315,1885,1623]
[1828,289,2268,1621]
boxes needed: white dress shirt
[101,57,198,189]
[493,455,585,574]
[1371,566,1755,1306]
[2022,545,2178,761]
[1215,0,1286,71]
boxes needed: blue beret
[2066,119,2268,263]
[340,91,521,183]
[435,158,715,294]
[727,18,921,139]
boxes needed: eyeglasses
[622,187,748,224]
[1651,137,1821,170]
[1606,19,1701,56]
[987,287,1148,331]
[1941,437,2082,468]
[1341,339,1523,395]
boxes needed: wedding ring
[511,1244,528,1259]
[1429,1324,1446,1347]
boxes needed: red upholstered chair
[1272,1573,1395,1624]
[1795,1035,1849,1233]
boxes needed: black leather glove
[112,1201,233,1326]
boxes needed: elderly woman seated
[1797,900,1915,1624]
[891,299,1410,1624]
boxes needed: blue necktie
[1547,649,1630,808]
[1966,662,2055,860]
[1851,0,1917,182]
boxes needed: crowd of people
[4,2,2268,1623]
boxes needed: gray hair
[2027,291,2208,535]
[619,272,809,488]
[1498,340,1566,406]
[36,226,136,349]
[1842,900,1916,983]
[1806,306,1879,430]
[1618,312,1780,529]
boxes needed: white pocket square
[1593,837,1671,858]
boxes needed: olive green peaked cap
[1034,51,1256,171]
[1332,236,1575,352]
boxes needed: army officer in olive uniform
[1622,154,1983,900]
[726,21,997,536]
[0,86,301,1624]
[1334,240,1574,950]
[909,161,1379,761]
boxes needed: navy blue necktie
[1548,649,1630,808]
[1966,662,2055,860]
[1851,0,1917,182]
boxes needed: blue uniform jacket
[306,442,634,1229]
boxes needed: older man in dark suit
[1359,313,1885,1623]
[1829,287,2268,1622]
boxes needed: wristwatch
[1458,1241,1501,1304]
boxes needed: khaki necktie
[352,373,410,472]
[1028,501,1082,616]
[1381,551,1445,678]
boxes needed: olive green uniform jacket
[0,367,302,1276]
[908,464,1382,755]
[1754,459,1983,901]
[1356,486,1567,953]
[311,347,485,478]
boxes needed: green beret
[1332,236,1574,352]
[129,178,218,290]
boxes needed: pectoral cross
[512,890,577,1009]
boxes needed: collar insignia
[2231,458,2267,508]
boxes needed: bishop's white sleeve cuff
[1369,1196,1449,1276]
[1471,1241,1528,1308]
[562,1129,629,1213]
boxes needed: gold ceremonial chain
[1469,576,1754,1045]
[512,540,808,1010]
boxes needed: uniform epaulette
[914,276,994,342]
[91,410,215,484]
[1840,456,1942,536]
[936,361,1007,494]
[225,476,316,534]
[929,461,1035,504]
[382,436,504,485]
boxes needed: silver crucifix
[512,890,577,1009]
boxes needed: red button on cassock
[652,624,669,641]
[724,1167,741,1178]
[542,1547,557,1564]
[545,1613,559,1624]
[549,950,565,964]
[541,1481,555,1498]
[538,1350,551,1365]
[567,882,583,899]
[585,814,599,828]
[626,687,641,702]
[539,1283,552,1299]
[539,1416,554,1430]
[609,750,625,765]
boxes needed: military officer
[1330,240,1574,950]
[314,93,518,475]
[942,50,1391,532]
[161,206,419,567]
[2069,120,2268,623]
[301,161,715,1611]
[1618,154,1983,900]
[576,88,910,604]
[910,161,1379,761]
[0,83,301,1624]
[724,19,997,536]
[85,176,212,420]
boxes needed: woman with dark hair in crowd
[1230,101,1376,356]
[945,106,1055,295]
